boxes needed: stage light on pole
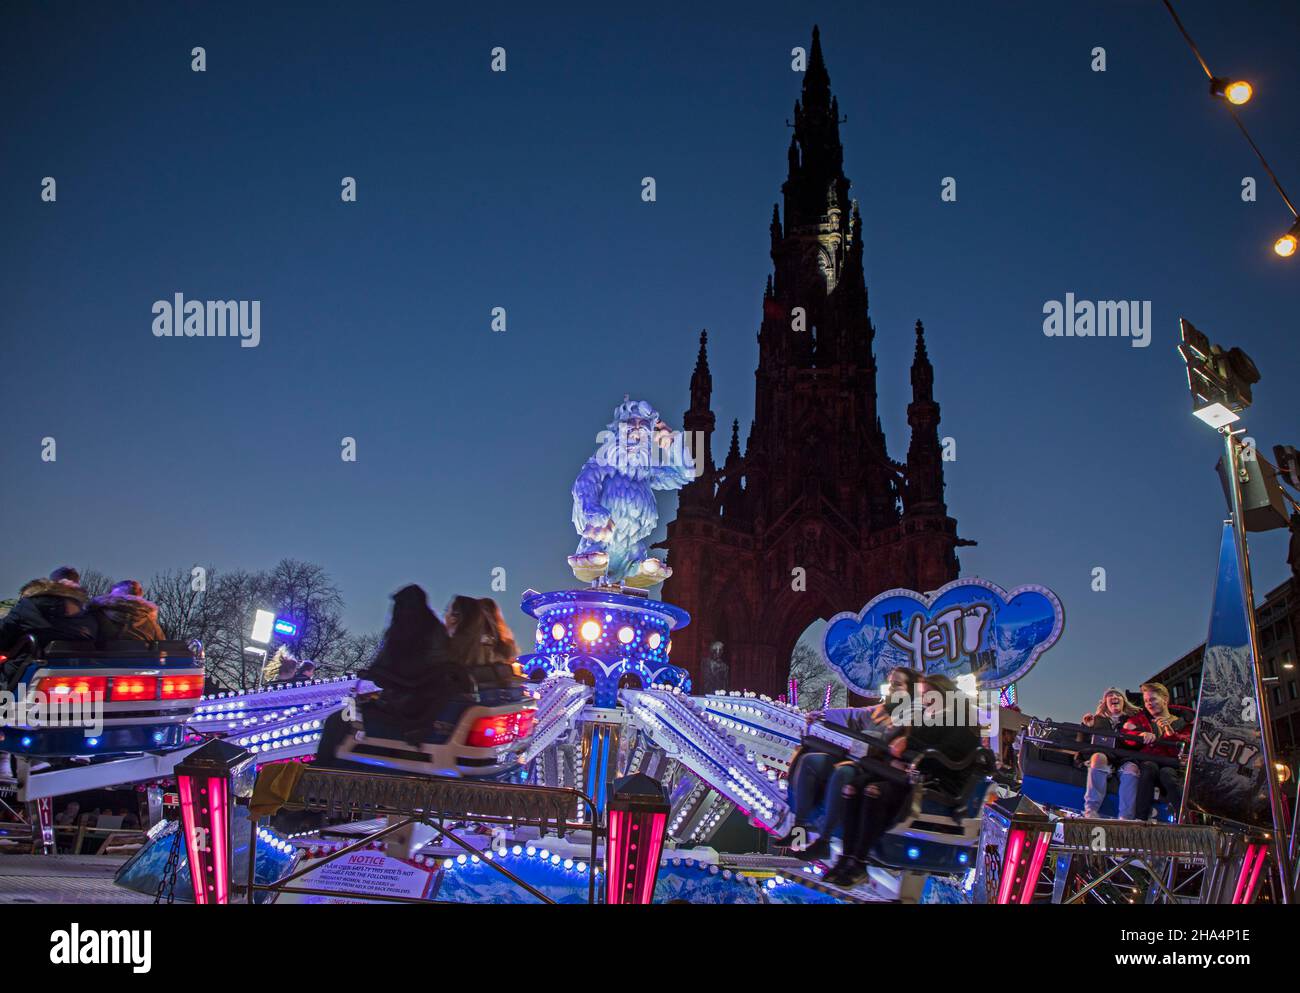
[1210,77,1253,105]
[1176,318,1259,427]
[1274,219,1299,258]
[250,609,275,644]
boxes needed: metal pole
[1223,426,1294,902]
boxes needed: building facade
[661,28,969,697]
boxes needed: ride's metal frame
[996,809,1273,905]
[244,766,602,905]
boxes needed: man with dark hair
[49,566,80,584]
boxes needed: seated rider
[442,596,523,690]
[316,584,465,761]
[88,580,166,643]
[1130,681,1193,822]
[0,568,98,689]
[1079,686,1144,819]
[776,667,919,863]
[824,672,981,888]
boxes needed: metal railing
[245,766,602,905]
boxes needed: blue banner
[1184,522,1272,828]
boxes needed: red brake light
[111,676,158,702]
[161,675,204,700]
[33,675,107,698]
[466,710,536,748]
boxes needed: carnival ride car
[330,664,537,779]
[1017,717,1180,821]
[0,636,204,762]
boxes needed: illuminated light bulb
[1275,229,1298,258]
[551,622,566,640]
[1224,80,1253,105]
[648,632,662,650]
[580,620,602,642]
[618,626,635,644]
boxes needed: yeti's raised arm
[571,456,614,535]
[649,428,697,491]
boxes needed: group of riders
[2,567,1196,892]
[0,568,524,758]
[0,567,166,690]
[778,667,1194,888]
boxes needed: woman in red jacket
[1129,681,1195,821]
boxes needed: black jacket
[0,579,98,654]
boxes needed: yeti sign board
[821,578,1064,696]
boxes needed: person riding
[444,596,522,681]
[0,568,98,689]
[1079,686,1144,819]
[363,585,470,737]
[824,672,981,887]
[1130,681,1194,821]
[777,667,919,863]
[89,580,166,643]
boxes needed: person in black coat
[0,573,98,689]
[316,585,467,762]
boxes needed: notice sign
[278,851,437,904]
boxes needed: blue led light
[87,737,99,747]
[273,619,297,636]
[152,731,166,743]
[20,736,32,748]
[907,846,921,860]
[958,851,969,864]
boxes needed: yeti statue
[568,397,696,586]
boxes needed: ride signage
[278,850,438,904]
[821,577,1064,697]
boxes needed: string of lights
[1161,0,1299,257]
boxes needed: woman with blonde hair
[1079,687,1143,819]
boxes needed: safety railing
[245,766,602,905]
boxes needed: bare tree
[78,569,114,598]
[788,641,847,710]
[143,559,374,690]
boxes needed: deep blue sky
[2,1,1296,720]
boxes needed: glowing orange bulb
[580,620,602,642]
[1275,233,1297,258]
[1224,80,1252,105]
[551,622,566,640]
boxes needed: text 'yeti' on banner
[821,578,1064,697]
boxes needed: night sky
[2,1,1296,721]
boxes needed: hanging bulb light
[1273,218,1299,258]
[1210,76,1253,105]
